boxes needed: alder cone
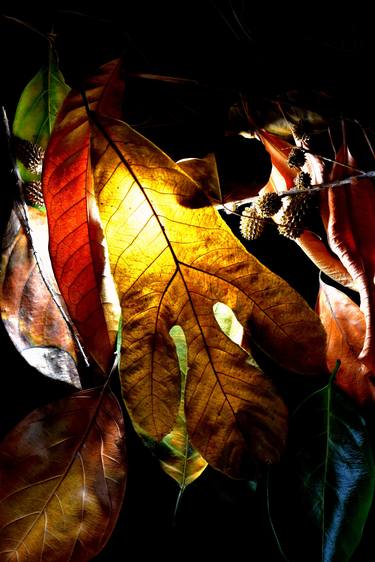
[215,136,272,203]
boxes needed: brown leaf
[323,142,375,370]
[0,208,80,387]
[42,59,124,373]
[0,387,126,562]
[176,153,221,203]
[89,115,327,477]
[316,281,375,407]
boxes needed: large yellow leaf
[90,115,326,477]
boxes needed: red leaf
[296,231,355,291]
[0,387,126,561]
[316,281,375,407]
[258,130,357,292]
[42,60,124,373]
[324,141,375,370]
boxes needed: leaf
[177,153,221,204]
[316,281,375,407]
[88,113,326,477]
[258,130,296,189]
[296,231,356,291]
[276,379,375,562]
[155,326,207,489]
[0,386,126,562]
[0,208,81,388]
[12,49,70,151]
[323,141,375,371]
[42,59,124,373]
[258,131,357,291]
[178,138,272,206]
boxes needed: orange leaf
[258,131,358,292]
[296,231,355,291]
[316,281,375,407]
[0,387,126,562]
[258,130,296,189]
[0,208,80,387]
[90,115,327,477]
[324,142,375,370]
[42,60,124,373]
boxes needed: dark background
[1,2,374,560]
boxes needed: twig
[354,119,375,160]
[1,15,54,46]
[280,170,375,197]
[220,169,375,209]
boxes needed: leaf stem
[266,469,290,562]
[1,15,54,46]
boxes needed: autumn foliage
[0,40,374,562]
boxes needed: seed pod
[292,119,312,143]
[239,206,265,240]
[24,181,45,208]
[278,192,315,240]
[255,192,282,218]
[13,137,45,175]
[294,171,312,190]
[287,147,306,169]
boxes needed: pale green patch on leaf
[157,326,207,492]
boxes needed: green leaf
[12,48,70,184]
[271,378,375,562]
[13,49,70,149]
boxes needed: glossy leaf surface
[288,380,375,561]
[0,208,80,387]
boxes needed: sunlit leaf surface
[42,60,124,372]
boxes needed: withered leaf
[0,208,80,387]
[0,387,126,562]
[316,281,375,407]
[89,115,326,477]
[323,143,375,371]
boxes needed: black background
[1,2,374,561]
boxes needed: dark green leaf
[270,378,375,561]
